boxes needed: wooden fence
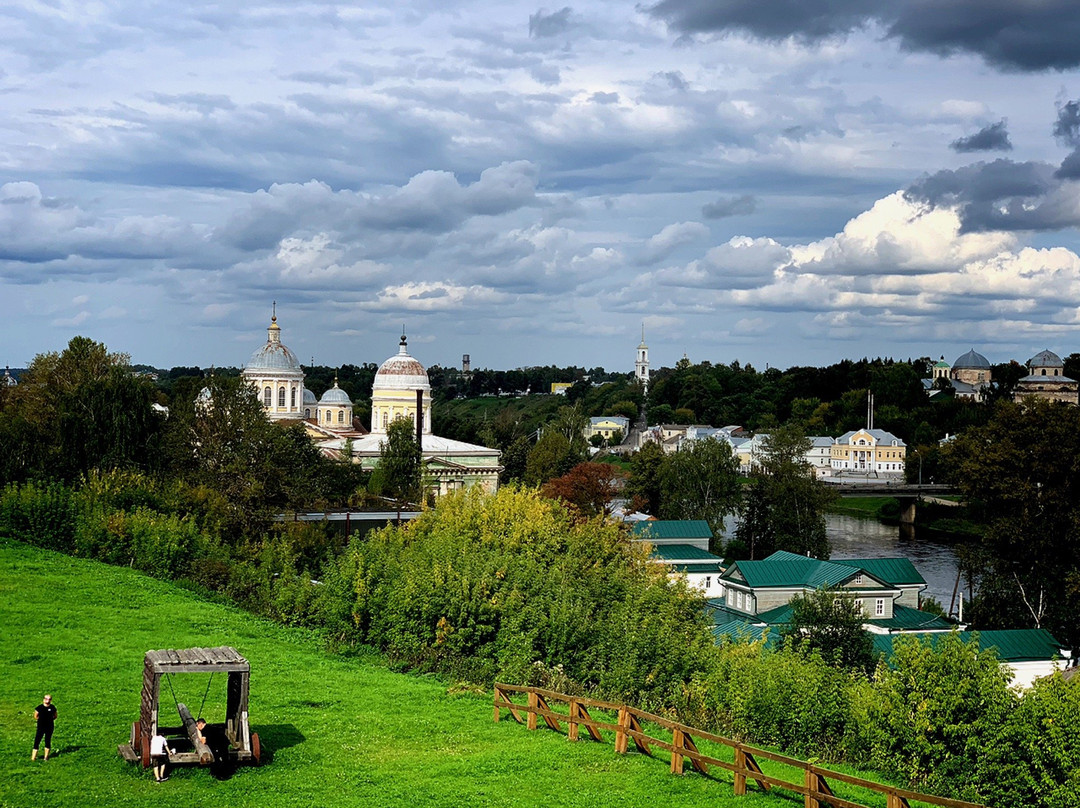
[493,684,987,808]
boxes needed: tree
[625,441,664,515]
[376,416,423,505]
[734,426,834,560]
[162,374,329,534]
[542,462,624,517]
[780,586,875,673]
[1,336,164,484]
[658,437,741,550]
[941,398,1080,648]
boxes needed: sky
[5,1,1080,374]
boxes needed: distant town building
[1012,349,1078,405]
[635,324,650,394]
[550,382,572,395]
[317,333,502,496]
[949,348,993,401]
[316,377,354,431]
[830,428,906,476]
[2,367,17,387]
[586,416,630,442]
[242,307,307,421]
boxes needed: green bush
[691,637,854,759]
[852,633,1016,798]
[0,480,76,551]
[319,486,716,707]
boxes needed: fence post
[670,728,684,775]
[493,686,502,723]
[805,764,818,808]
[615,707,628,754]
[734,743,747,796]
[527,691,538,731]
[568,699,579,742]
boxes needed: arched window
[338,410,344,423]
[291,387,297,407]
[263,386,271,407]
[304,408,310,419]
[382,413,388,429]
[325,410,332,424]
[278,387,286,407]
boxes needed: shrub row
[1,479,1076,807]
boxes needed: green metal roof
[872,629,1068,663]
[650,544,723,562]
[724,556,857,589]
[633,520,713,540]
[754,603,793,625]
[874,604,955,632]
[668,562,725,574]
[711,621,774,645]
[831,557,926,586]
[703,598,745,625]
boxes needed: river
[721,513,968,611]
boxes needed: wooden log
[805,765,818,808]
[177,703,214,765]
[568,700,579,742]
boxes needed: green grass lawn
[0,538,784,808]
[828,496,896,519]
[0,537,937,808]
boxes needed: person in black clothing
[32,694,57,761]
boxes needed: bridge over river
[821,481,960,523]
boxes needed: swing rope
[164,671,214,720]
[196,672,214,720]
[164,673,180,713]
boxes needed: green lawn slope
[0,538,780,808]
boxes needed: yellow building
[369,333,432,434]
[241,309,307,421]
[830,429,906,476]
[318,333,502,496]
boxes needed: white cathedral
[240,310,501,495]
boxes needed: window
[382,413,388,429]
[875,598,885,616]
[705,576,711,589]
[338,410,344,424]
[304,408,310,419]
[263,386,271,407]
[278,387,286,407]
[325,411,331,424]
[291,388,297,407]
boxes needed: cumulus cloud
[637,221,709,265]
[951,121,1012,153]
[648,0,1080,72]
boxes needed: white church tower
[635,324,649,395]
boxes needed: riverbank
[828,495,982,539]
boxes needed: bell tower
[635,324,649,396]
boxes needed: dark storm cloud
[905,159,1080,231]
[648,0,1080,72]
[701,194,756,219]
[528,7,573,39]
[950,120,1012,153]
[1053,100,1080,145]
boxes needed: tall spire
[268,303,281,343]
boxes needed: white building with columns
[241,310,307,421]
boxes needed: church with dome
[240,309,501,496]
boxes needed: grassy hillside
[0,538,775,808]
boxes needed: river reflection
[720,513,968,609]
[826,514,966,608]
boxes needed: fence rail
[493,683,986,808]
